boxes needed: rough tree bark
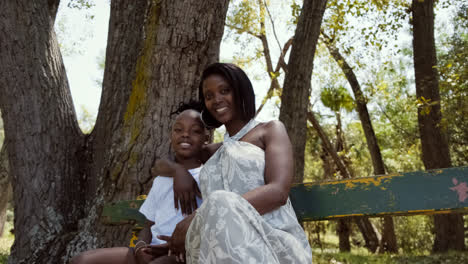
[411,0,465,252]
[0,0,229,262]
[279,0,328,184]
[322,32,398,253]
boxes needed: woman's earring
[200,110,215,129]
[200,110,208,127]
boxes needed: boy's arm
[137,220,154,244]
[133,220,155,262]
[152,159,201,215]
[135,221,169,261]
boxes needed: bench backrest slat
[291,166,468,221]
[101,166,468,226]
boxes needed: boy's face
[171,110,206,159]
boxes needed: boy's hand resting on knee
[134,246,155,264]
[158,213,195,262]
[141,244,169,257]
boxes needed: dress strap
[224,119,260,142]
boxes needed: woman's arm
[151,143,222,215]
[242,120,294,215]
[200,142,222,163]
[151,142,221,177]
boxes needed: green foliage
[304,217,467,262]
[290,0,301,25]
[55,0,98,56]
[437,4,468,166]
[394,215,433,254]
[304,125,323,182]
[342,122,373,177]
[94,49,106,87]
[67,0,95,10]
[78,106,96,133]
[0,209,14,264]
[226,0,262,36]
[322,0,408,53]
[320,85,355,113]
[212,129,224,144]
[314,251,468,264]
[365,59,424,173]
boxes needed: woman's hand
[158,213,195,262]
[152,159,201,215]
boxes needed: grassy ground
[313,250,468,263]
[1,219,467,264]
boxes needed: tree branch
[307,110,352,179]
[262,0,283,57]
[255,37,293,116]
[225,23,261,39]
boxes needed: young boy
[71,103,207,264]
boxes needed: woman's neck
[225,118,248,136]
[175,156,202,170]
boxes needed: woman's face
[202,74,240,125]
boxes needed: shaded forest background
[0,0,467,263]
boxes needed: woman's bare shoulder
[259,120,287,135]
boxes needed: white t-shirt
[139,166,202,245]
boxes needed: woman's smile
[216,106,228,113]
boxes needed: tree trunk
[1,2,85,262]
[411,0,465,252]
[0,142,11,237]
[0,0,229,262]
[337,218,351,252]
[334,112,351,252]
[322,32,398,253]
[279,0,328,184]
[354,217,380,253]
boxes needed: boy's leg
[148,255,178,264]
[70,247,136,264]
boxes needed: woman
[157,63,312,263]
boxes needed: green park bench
[100,166,468,246]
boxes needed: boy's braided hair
[170,100,204,118]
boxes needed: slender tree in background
[0,142,11,238]
[225,0,292,116]
[411,0,465,252]
[279,0,328,184]
[0,0,229,262]
[321,32,398,253]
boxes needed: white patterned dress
[185,119,312,264]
